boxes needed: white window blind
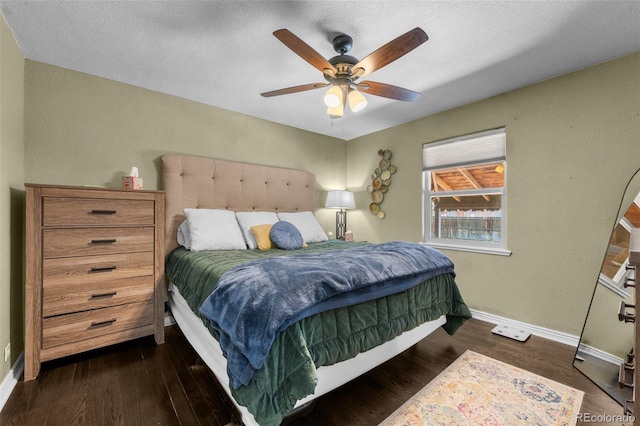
[423,128,506,171]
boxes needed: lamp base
[335,210,347,240]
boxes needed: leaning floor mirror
[574,169,640,413]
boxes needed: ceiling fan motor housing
[329,55,358,67]
[325,62,357,81]
[329,34,359,78]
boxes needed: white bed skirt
[168,283,446,426]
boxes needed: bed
[161,154,471,425]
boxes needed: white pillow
[183,209,246,251]
[277,211,328,243]
[235,211,279,249]
[177,220,192,249]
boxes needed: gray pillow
[269,221,304,250]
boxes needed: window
[422,128,509,255]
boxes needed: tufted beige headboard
[161,155,316,253]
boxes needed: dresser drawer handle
[90,265,117,273]
[90,318,116,328]
[90,209,117,215]
[91,291,117,299]
[90,239,117,244]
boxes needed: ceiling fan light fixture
[327,104,343,119]
[324,86,343,108]
[348,90,367,113]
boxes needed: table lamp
[325,190,355,239]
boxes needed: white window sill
[421,241,512,256]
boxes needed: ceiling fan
[260,27,429,118]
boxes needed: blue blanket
[198,241,455,389]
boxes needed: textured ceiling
[2,1,640,141]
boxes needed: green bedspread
[166,241,471,425]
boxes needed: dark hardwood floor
[0,318,627,425]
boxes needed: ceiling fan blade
[352,27,428,77]
[273,29,337,76]
[261,82,329,97]
[357,81,420,102]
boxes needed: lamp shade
[324,86,343,108]
[348,90,367,112]
[325,190,355,209]
[327,104,343,119]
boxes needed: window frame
[422,128,510,256]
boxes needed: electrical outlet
[4,343,10,362]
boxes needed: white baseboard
[0,352,24,413]
[576,342,624,366]
[0,310,588,415]
[471,309,628,367]
[470,309,580,347]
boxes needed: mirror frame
[573,167,640,407]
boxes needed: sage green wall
[346,52,640,337]
[0,14,25,379]
[23,60,347,229]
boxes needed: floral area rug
[379,350,584,426]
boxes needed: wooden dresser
[24,184,165,381]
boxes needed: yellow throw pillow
[250,224,274,250]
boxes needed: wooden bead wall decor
[367,149,396,219]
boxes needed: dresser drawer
[43,227,154,258]
[43,275,154,317]
[43,197,155,226]
[43,252,154,288]
[42,276,154,317]
[42,301,155,349]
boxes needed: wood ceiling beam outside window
[431,164,504,206]
[457,168,490,201]
[432,172,461,202]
